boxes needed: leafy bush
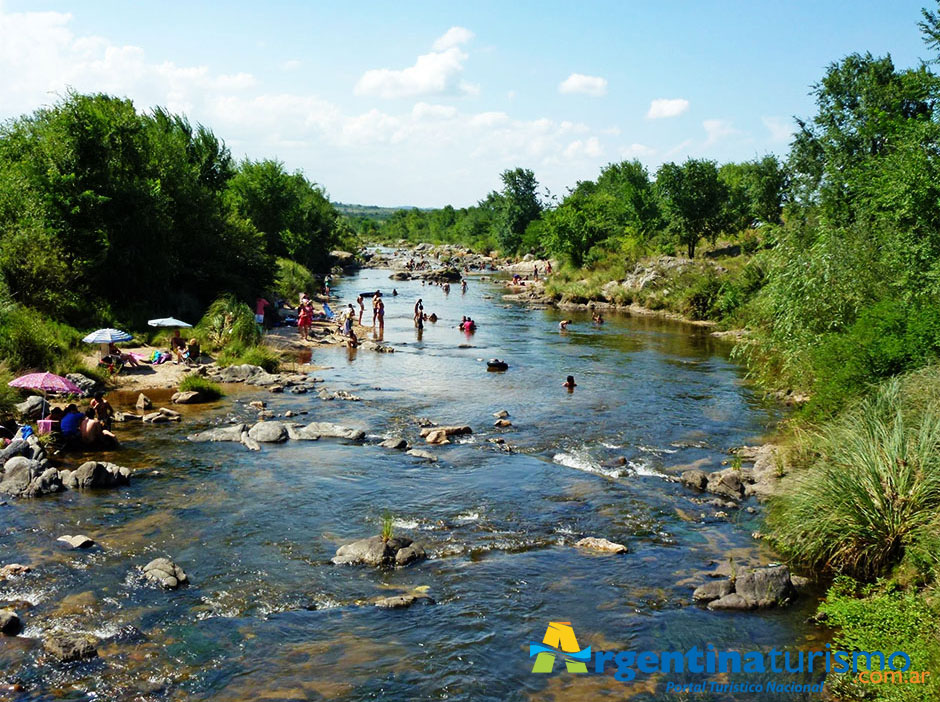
[196,295,261,350]
[681,275,723,320]
[818,577,940,702]
[274,257,317,302]
[768,377,940,580]
[0,304,82,373]
[178,375,223,400]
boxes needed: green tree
[495,167,541,253]
[655,158,729,258]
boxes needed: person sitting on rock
[60,404,84,446]
[89,393,114,430]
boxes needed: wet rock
[44,634,98,662]
[575,537,628,554]
[136,393,152,411]
[62,461,130,490]
[240,431,261,451]
[708,593,753,611]
[113,411,142,422]
[1,458,63,498]
[248,400,266,410]
[142,411,173,423]
[424,430,450,445]
[247,421,289,443]
[493,410,510,419]
[333,536,425,567]
[57,535,95,549]
[395,543,427,566]
[390,271,411,281]
[375,594,434,608]
[285,425,320,441]
[187,424,247,442]
[416,418,437,428]
[692,580,734,602]
[406,449,438,462]
[267,385,284,393]
[301,422,365,441]
[218,364,265,383]
[418,425,471,438]
[0,564,30,579]
[143,558,189,589]
[289,386,308,394]
[493,419,512,428]
[734,565,794,608]
[680,469,708,491]
[15,395,46,419]
[705,468,745,500]
[171,390,203,404]
[0,609,21,636]
[380,438,408,450]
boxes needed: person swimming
[559,319,571,330]
[563,375,577,390]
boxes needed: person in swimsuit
[357,295,365,324]
[297,301,313,341]
[376,298,385,330]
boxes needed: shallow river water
[0,267,826,701]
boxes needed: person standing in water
[414,298,423,325]
[372,292,381,326]
[357,294,365,324]
[461,279,467,293]
[376,297,385,330]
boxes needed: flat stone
[187,424,247,442]
[493,410,510,418]
[406,449,438,462]
[171,390,203,404]
[301,422,365,441]
[57,535,95,549]
[575,537,628,554]
[418,425,472,438]
[374,594,434,608]
[493,419,512,428]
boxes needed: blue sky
[0,0,931,206]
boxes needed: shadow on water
[0,267,823,701]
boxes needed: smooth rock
[406,449,438,462]
[395,543,427,566]
[493,410,510,419]
[0,564,30,579]
[171,390,203,404]
[332,536,423,567]
[708,593,753,611]
[187,424,247,442]
[302,422,365,441]
[418,425,471,438]
[575,537,628,554]
[424,430,450,445]
[136,393,152,411]
[248,401,266,410]
[57,535,95,549]
[143,558,189,589]
[493,419,512,428]
[375,594,434,608]
[247,421,289,443]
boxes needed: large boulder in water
[247,421,289,443]
[301,422,364,441]
[733,565,794,608]
[332,536,426,567]
[188,424,247,442]
[61,462,130,490]
[44,634,98,662]
[0,457,62,498]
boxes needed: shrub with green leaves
[178,375,223,400]
[768,376,940,580]
[818,577,940,702]
[196,295,261,350]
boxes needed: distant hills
[334,202,426,221]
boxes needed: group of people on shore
[0,392,118,454]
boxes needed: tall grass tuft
[768,377,940,580]
[178,375,223,400]
[196,295,261,350]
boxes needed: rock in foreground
[575,537,628,554]
[44,634,98,662]
[694,565,796,611]
[143,558,189,589]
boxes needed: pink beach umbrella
[8,373,85,406]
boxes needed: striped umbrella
[82,328,133,344]
[148,317,192,328]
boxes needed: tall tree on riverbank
[495,167,542,254]
[655,158,729,258]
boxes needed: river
[0,266,825,701]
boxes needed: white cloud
[702,118,737,146]
[281,59,302,71]
[762,115,793,142]
[621,143,655,158]
[412,102,458,120]
[432,26,474,51]
[355,26,477,99]
[647,98,689,119]
[563,137,603,159]
[558,73,607,97]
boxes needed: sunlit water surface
[0,267,825,701]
